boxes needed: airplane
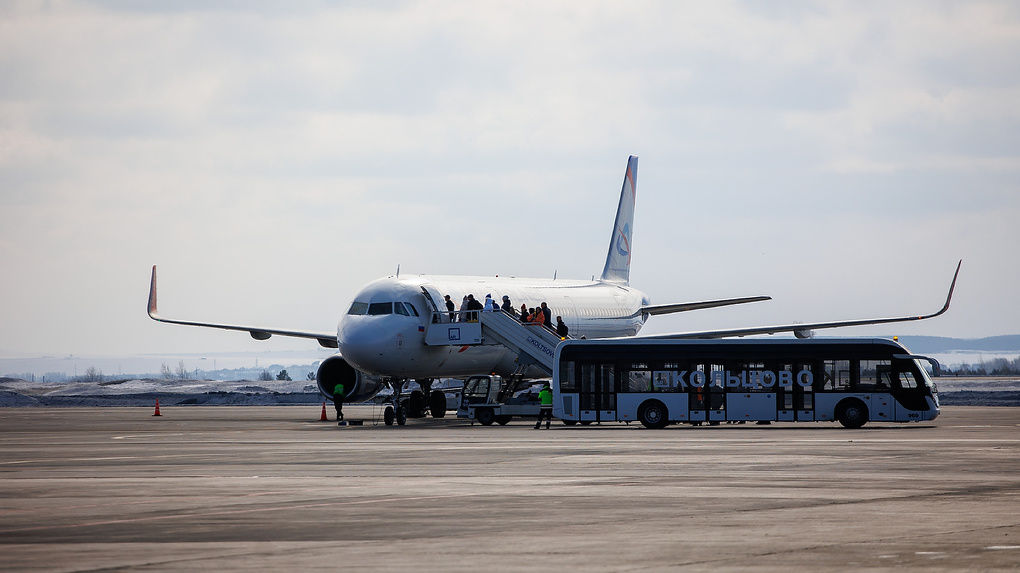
[147,155,960,425]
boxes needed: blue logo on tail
[615,223,631,259]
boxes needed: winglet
[148,265,160,320]
[925,259,961,320]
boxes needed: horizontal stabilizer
[147,266,339,349]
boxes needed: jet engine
[316,354,385,403]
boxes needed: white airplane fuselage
[338,275,649,379]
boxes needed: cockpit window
[368,302,393,315]
[347,302,368,315]
[394,303,409,316]
[404,303,420,317]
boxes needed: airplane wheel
[384,407,394,426]
[396,406,407,426]
[429,391,447,418]
[408,390,427,418]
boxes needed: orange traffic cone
[320,401,328,421]
[152,399,162,417]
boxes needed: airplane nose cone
[338,318,393,374]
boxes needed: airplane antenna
[553,270,557,280]
[395,265,400,278]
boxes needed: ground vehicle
[457,375,548,425]
[552,338,940,428]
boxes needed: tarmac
[1,405,1018,572]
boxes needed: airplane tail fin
[600,155,638,285]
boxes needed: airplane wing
[635,260,961,340]
[641,295,771,316]
[147,266,339,349]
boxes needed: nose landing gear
[382,378,434,425]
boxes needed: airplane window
[347,302,368,315]
[368,302,392,315]
[404,303,419,317]
[394,303,409,316]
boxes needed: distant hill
[888,335,1020,354]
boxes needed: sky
[1,0,1018,362]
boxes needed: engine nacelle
[316,354,385,403]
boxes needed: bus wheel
[837,399,868,429]
[562,420,578,426]
[429,391,447,418]
[496,415,512,425]
[384,406,395,426]
[579,421,592,426]
[476,408,495,426]
[639,400,668,429]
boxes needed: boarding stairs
[422,309,564,374]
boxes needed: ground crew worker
[333,383,345,424]
[535,383,553,429]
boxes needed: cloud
[0,1,1018,356]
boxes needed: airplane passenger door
[419,285,444,323]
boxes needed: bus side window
[898,371,918,389]
[560,361,577,392]
[628,370,650,393]
[822,360,851,391]
[858,360,891,390]
[652,371,674,393]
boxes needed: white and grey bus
[552,338,940,428]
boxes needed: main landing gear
[382,378,446,426]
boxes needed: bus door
[725,363,777,422]
[579,363,616,422]
[776,365,796,422]
[708,364,726,423]
[687,365,707,422]
[859,361,894,422]
[794,362,815,421]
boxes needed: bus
[552,338,940,429]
